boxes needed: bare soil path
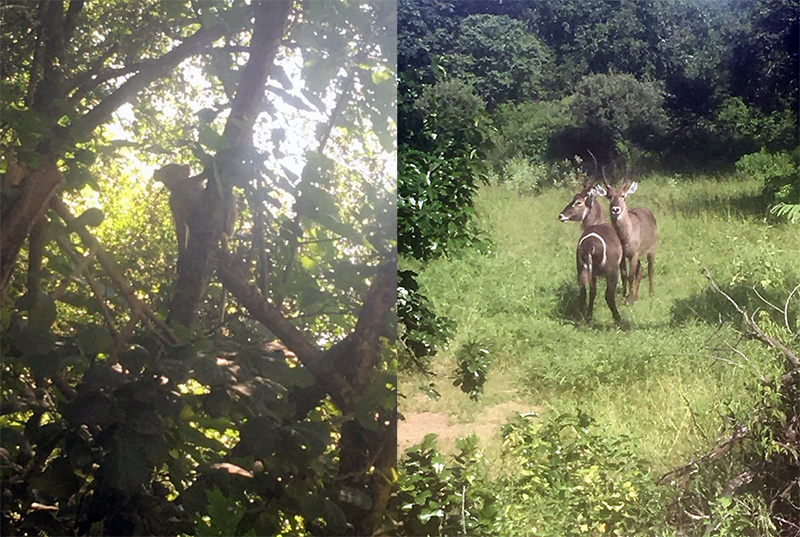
[398,400,538,453]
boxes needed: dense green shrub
[444,14,554,109]
[716,97,798,153]
[501,157,548,196]
[414,78,489,150]
[397,434,498,536]
[491,100,572,165]
[566,72,669,163]
[494,411,669,537]
[452,340,492,400]
[398,269,454,371]
[736,148,800,222]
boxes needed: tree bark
[168,0,292,327]
[0,159,61,291]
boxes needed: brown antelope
[558,179,623,323]
[595,177,657,304]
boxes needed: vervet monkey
[153,164,237,255]
[153,164,202,255]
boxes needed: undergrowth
[398,173,799,535]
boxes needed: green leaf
[75,324,114,356]
[27,293,57,331]
[73,148,97,165]
[9,323,55,356]
[200,124,228,152]
[100,428,152,494]
[30,457,80,499]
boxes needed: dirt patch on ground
[398,401,538,453]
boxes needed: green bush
[398,269,454,372]
[502,157,547,196]
[567,72,668,162]
[501,157,584,196]
[717,97,798,152]
[494,411,668,537]
[415,78,489,150]
[452,340,492,400]
[491,100,572,165]
[736,148,799,222]
[397,434,498,536]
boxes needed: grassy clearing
[399,173,799,470]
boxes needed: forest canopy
[1,1,397,535]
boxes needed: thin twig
[752,285,783,315]
[54,237,119,340]
[722,340,766,381]
[51,241,99,300]
[703,269,800,370]
[784,283,800,335]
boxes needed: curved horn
[601,166,610,188]
[586,149,598,175]
[622,162,630,189]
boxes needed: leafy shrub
[398,269,454,372]
[491,100,571,165]
[444,14,554,109]
[501,157,547,196]
[501,157,584,196]
[495,411,668,536]
[736,148,799,222]
[717,97,798,153]
[415,78,489,150]
[566,72,668,162]
[452,340,491,400]
[397,434,498,536]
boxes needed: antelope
[558,179,623,323]
[595,176,657,305]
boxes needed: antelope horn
[601,166,610,188]
[623,163,630,189]
[587,149,598,175]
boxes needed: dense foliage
[1,1,396,535]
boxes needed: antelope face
[559,193,591,222]
[603,182,638,221]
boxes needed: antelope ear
[626,181,638,195]
[590,184,607,197]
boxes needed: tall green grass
[401,173,799,468]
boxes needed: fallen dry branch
[658,425,750,486]
[661,270,800,531]
[703,268,800,371]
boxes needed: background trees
[1,1,396,535]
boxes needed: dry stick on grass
[659,269,800,494]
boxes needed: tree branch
[222,0,292,146]
[62,0,84,43]
[703,269,800,370]
[169,2,291,326]
[349,260,397,391]
[215,249,355,410]
[0,158,61,291]
[49,198,177,345]
[68,22,227,141]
